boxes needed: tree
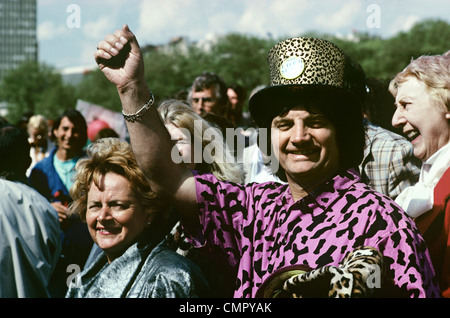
[37,18,448,119]
[139,33,275,110]
[75,69,122,112]
[328,19,450,80]
[143,45,204,101]
[0,60,76,124]
[206,33,274,95]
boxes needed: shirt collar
[420,142,450,185]
[285,168,361,213]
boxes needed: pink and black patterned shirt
[186,168,440,298]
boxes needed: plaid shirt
[359,120,422,199]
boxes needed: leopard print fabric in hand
[340,246,384,297]
[282,246,384,298]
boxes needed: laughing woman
[390,52,450,297]
[65,138,209,298]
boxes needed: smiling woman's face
[392,76,450,162]
[165,123,197,170]
[86,172,151,263]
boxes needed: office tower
[0,0,38,82]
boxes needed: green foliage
[143,46,202,101]
[202,33,276,111]
[141,33,275,110]
[0,60,76,124]
[0,19,448,122]
[206,33,274,88]
[329,19,450,80]
[75,69,122,111]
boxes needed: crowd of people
[0,23,448,299]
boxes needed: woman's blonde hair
[68,137,164,221]
[389,53,450,112]
[27,114,48,134]
[158,99,244,183]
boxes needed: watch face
[256,265,312,298]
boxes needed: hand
[51,201,69,229]
[95,24,145,93]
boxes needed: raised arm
[94,25,197,214]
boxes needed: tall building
[0,0,37,82]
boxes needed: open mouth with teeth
[97,227,119,235]
[405,130,421,142]
[291,149,314,154]
[287,148,318,157]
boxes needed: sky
[37,0,450,70]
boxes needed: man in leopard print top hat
[94,25,440,298]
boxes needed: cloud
[315,0,363,30]
[391,15,421,34]
[38,20,69,40]
[136,0,198,43]
[78,41,101,67]
[236,1,298,38]
[36,0,450,70]
[135,0,311,44]
[82,16,113,40]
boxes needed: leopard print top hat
[249,37,361,128]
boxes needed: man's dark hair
[51,108,88,148]
[228,83,247,102]
[259,92,364,183]
[0,124,31,183]
[189,72,229,109]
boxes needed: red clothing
[416,167,450,297]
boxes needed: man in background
[0,124,61,297]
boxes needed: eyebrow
[273,112,327,123]
[88,199,131,206]
[395,96,414,107]
[272,117,289,124]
